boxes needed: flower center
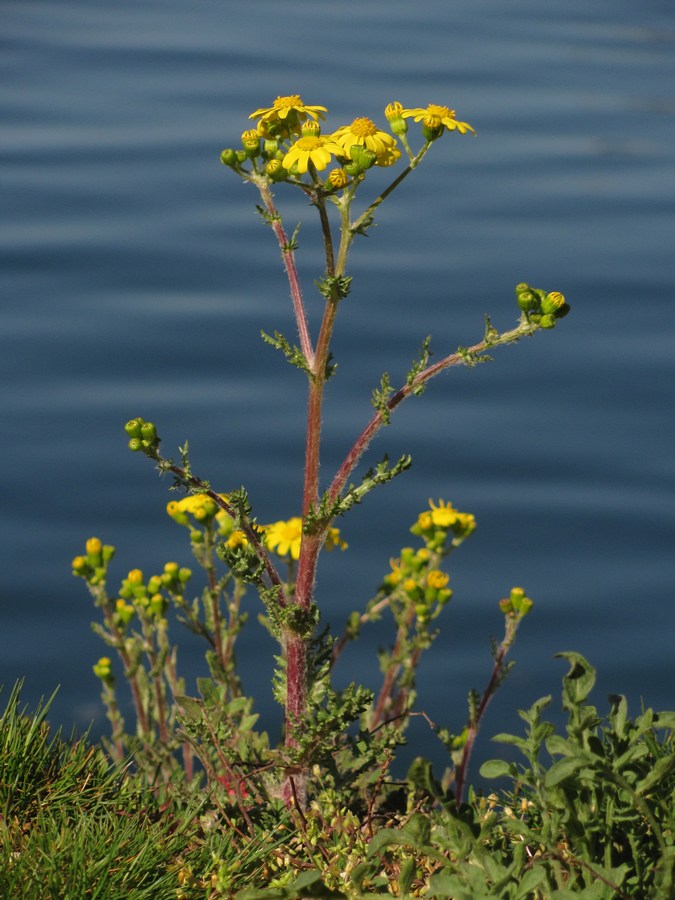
[274,94,303,109]
[349,117,378,137]
[295,136,324,149]
[427,104,454,119]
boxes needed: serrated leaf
[174,695,203,723]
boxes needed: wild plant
[72,95,569,815]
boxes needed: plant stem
[328,320,537,505]
[454,616,519,806]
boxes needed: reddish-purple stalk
[453,615,519,806]
[257,171,534,805]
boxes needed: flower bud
[541,291,566,315]
[349,145,377,171]
[127,568,143,586]
[72,555,88,574]
[220,148,238,167]
[241,129,260,157]
[102,544,115,564]
[516,289,539,312]
[178,567,192,583]
[140,421,157,443]
[262,138,280,158]
[128,437,143,452]
[115,599,135,625]
[326,168,349,191]
[124,418,143,438]
[301,120,321,138]
[149,593,168,616]
[384,101,408,136]
[539,313,556,329]
[265,159,288,182]
[86,537,102,556]
[93,657,114,682]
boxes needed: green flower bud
[515,282,530,294]
[124,418,143,438]
[93,657,114,682]
[189,529,204,544]
[71,555,88,574]
[102,544,115,564]
[541,291,566,315]
[539,313,556,329]
[178,567,192,583]
[149,593,168,616]
[128,437,143,452]
[301,120,321,138]
[349,145,377,171]
[241,129,260,158]
[220,148,237,167]
[140,421,157,442]
[516,290,539,312]
[265,159,288,182]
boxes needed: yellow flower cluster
[167,494,221,525]
[264,516,347,561]
[236,94,474,180]
[411,499,476,548]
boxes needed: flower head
[282,134,344,175]
[265,517,303,560]
[401,103,475,136]
[331,117,400,166]
[249,95,327,138]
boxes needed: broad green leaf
[555,651,596,707]
[544,755,588,788]
[636,753,675,795]
[480,758,513,779]
[515,865,547,897]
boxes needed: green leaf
[514,864,547,898]
[556,651,596,707]
[261,329,311,377]
[479,758,514,779]
[544,755,589,788]
[635,753,675,795]
[174,695,203,723]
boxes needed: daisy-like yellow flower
[249,95,327,132]
[265,517,303,560]
[401,104,475,135]
[282,134,344,174]
[331,117,400,166]
[264,517,347,559]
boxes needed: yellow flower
[426,570,449,590]
[326,168,349,190]
[429,499,458,528]
[324,526,348,552]
[225,530,249,550]
[331,117,400,166]
[86,537,102,555]
[249,95,327,137]
[401,104,475,135]
[265,517,303,560]
[282,134,344,174]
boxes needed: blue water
[3,0,674,776]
